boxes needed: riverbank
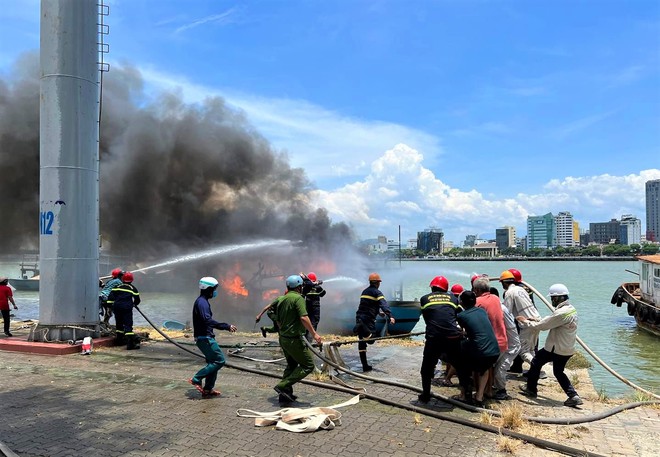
[0,325,657,456]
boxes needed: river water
[2,258,657,398]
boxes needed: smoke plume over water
[0,53,381,330]
[0,53,353,255]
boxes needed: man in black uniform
[353,273,395,372]
[418,276,462,403]
[301,272,326,339]
[107,271,141,350]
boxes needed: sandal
[202,389,221,398]
[188,378,204,394]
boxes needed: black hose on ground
[302,336,660,425]
[134,306,645,457]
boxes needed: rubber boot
[115,333,126,346]
[126,334,140,350]
[359,351,372,372]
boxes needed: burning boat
[611,255,660,337]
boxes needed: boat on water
[9,277,39,291]
[611,254,660,337]
[334,300,422,336]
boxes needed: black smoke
[0,53,354,257]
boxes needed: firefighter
[301,271,326,338]
[99,268,123,324]
[418,276,462,403]
[107,271,141,350]
[353,273,395,372]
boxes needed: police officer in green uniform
[273,275,323,404]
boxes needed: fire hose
[132,305,657,457]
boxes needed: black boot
[359,352,372,372]
[126,334,140,350]
[115,333,126,346]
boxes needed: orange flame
[262,289,281,301]
[221,275,248,297]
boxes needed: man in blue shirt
[189,276,237,398]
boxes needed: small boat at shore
[9,276,39,291]
[335,300,422,336]
[611,254,660,337]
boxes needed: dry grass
[566,351,592,369]
[478,411,495,426]
[496,435,522,454]
[596,386,610,403]
[498,403,525,430]
[570,372,581,387]
[310,370,330,382]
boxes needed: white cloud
[174,8,239,34]
[310,144,660,242]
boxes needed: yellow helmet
[499,270,515,281]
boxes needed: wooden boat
[334,300,421,336]
[611,254,660,337]
[374,300,421,334]
[9,277,39,291]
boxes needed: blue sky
[1,0,659,244]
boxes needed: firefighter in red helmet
[107,271,141,350]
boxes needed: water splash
[323,276,362,285]
[131,240,293,274]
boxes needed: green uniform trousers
[275,335,315,390]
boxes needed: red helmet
[429,276,449,291]
[508,268,522,282]
[307,272,317,282]
[471,273,485,285]
[122,272,134,283]
[111,268,124,279]
[450,284,464,295]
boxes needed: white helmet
[548,283,569,297]
[199,276,219,290]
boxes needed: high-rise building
[573,221,580,246]
[555,211,576,247]
[620,214,642,245]
[647,179,660,242]
[527,213,555,250]
[590,219,620,244]
[417,228,443,254]
[495,226,516,252]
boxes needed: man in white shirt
[517,284,583,407]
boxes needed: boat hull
[9,278,39,291]
[333,300,421,336]
[611,282,660,337]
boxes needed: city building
[466,242,498,257]
[555,211,576,247]
[579,230,590,247]
[463,234,477,248]
[527,213,555,250]
[647,179,660,242]
[589,219,620,244]
[495,226,517,252]
[417,228,444,254]
[620,214,642,245]
[516,236,527,251]
[573,220,580,246]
